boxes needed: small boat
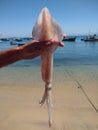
[10,41,18,45]
[18,43,25,46]
[63,37,76,41]
[84,38,98,42]
[23,37,33,40]
[15,38,22,42]
[81,34,98,42]
[0,38,9,41]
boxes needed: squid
[32,7,64,127]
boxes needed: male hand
[21,39,64,59]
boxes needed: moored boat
[63,37,76,41]
[81,34,98,42]
[0,38,9,41]
[18,43,25,46]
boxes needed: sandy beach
[0,66,98,130]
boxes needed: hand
[21,39,64,59]
[0,39,64,68]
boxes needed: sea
[0,36,98,88]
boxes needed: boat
[10,37,24,45]
[15,38,22,42]
[10,41,18,45]
[84,38,98,41]
[23,37,33,40]
[0,38,9,41]
[81,34,98,42]
[63,37,76,41]
[18,43,25,46]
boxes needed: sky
[0,0,98,37]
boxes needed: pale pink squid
[32,7,64,127]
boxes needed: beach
[0,65,98,130]
[0,38,98,129]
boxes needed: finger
[58,42,64,47]
[50,40,65,47]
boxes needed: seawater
[0,36,98,87]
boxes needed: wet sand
[0,66,98,130]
